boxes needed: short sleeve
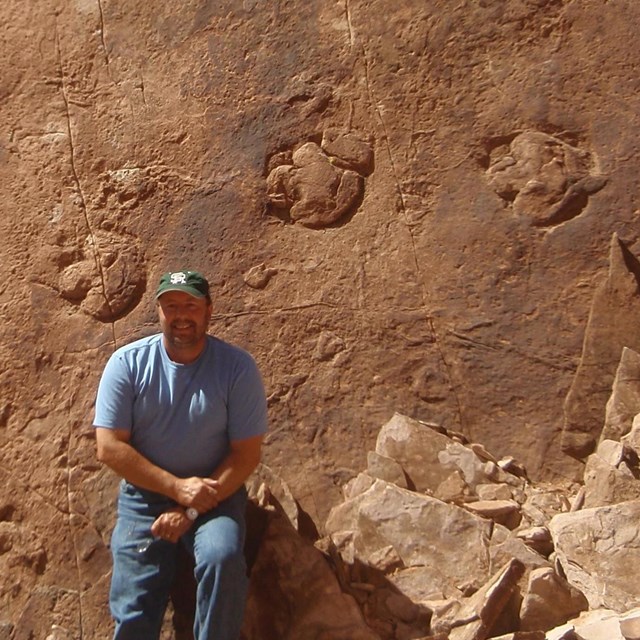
[93,351,135,431]
[227,354,268,442]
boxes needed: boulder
[519,567,588,632]
[520,486,571,527]
[489,525,552,574]
[464,499,521,530]
[583,445,640,508]
[477,484,514,501]
[549,501,640,611]
[621,414,640,456]
[375,413,518,501]
[601,347,640,444]
[375,413,463,496]
[490,634,544,640]
[325,479,493,597]
[242,504,379,640]
[619,607,640,640]
[445,559,525,640]
[514,526,554,558]
[563,608,625,640]
[366,451,408,489]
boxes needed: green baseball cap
[155,271,210,299]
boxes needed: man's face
[156,290,212,356]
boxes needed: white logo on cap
[170,272,187,284]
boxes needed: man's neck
[162,337,207,364]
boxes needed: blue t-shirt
[93,334,268,478]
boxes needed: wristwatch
[185,507,199,521]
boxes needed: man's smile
[172,322,195,330]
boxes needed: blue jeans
[109,481,249,640]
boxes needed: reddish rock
[4,1,640,636]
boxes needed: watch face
[186,507,198,521]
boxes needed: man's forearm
[96,428,221,512]
[97,437,180,500]
[209,455,258,503]
[209,435,263,503]
[96,429,261,513]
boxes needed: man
[93,270,268,640]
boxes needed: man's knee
[193,509,247,573]
[196,535,246,574]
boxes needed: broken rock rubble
[238,345,640,639]
[317,400,640,639]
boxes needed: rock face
[486,131,606,228]
[4,0,640,637]
[562,236,640,459]
[266,136,370,228]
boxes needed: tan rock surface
[601,348,640,444]
[549,500,640,612]
[583,444,640,509]
[325,479,493,595]
[562,234,640,459]
[519,567,588,633]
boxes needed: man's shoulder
[112,333,163,361]
[206,335,257,367]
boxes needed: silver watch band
[185,507,199,521]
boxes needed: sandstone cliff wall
[1,1,640,637]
